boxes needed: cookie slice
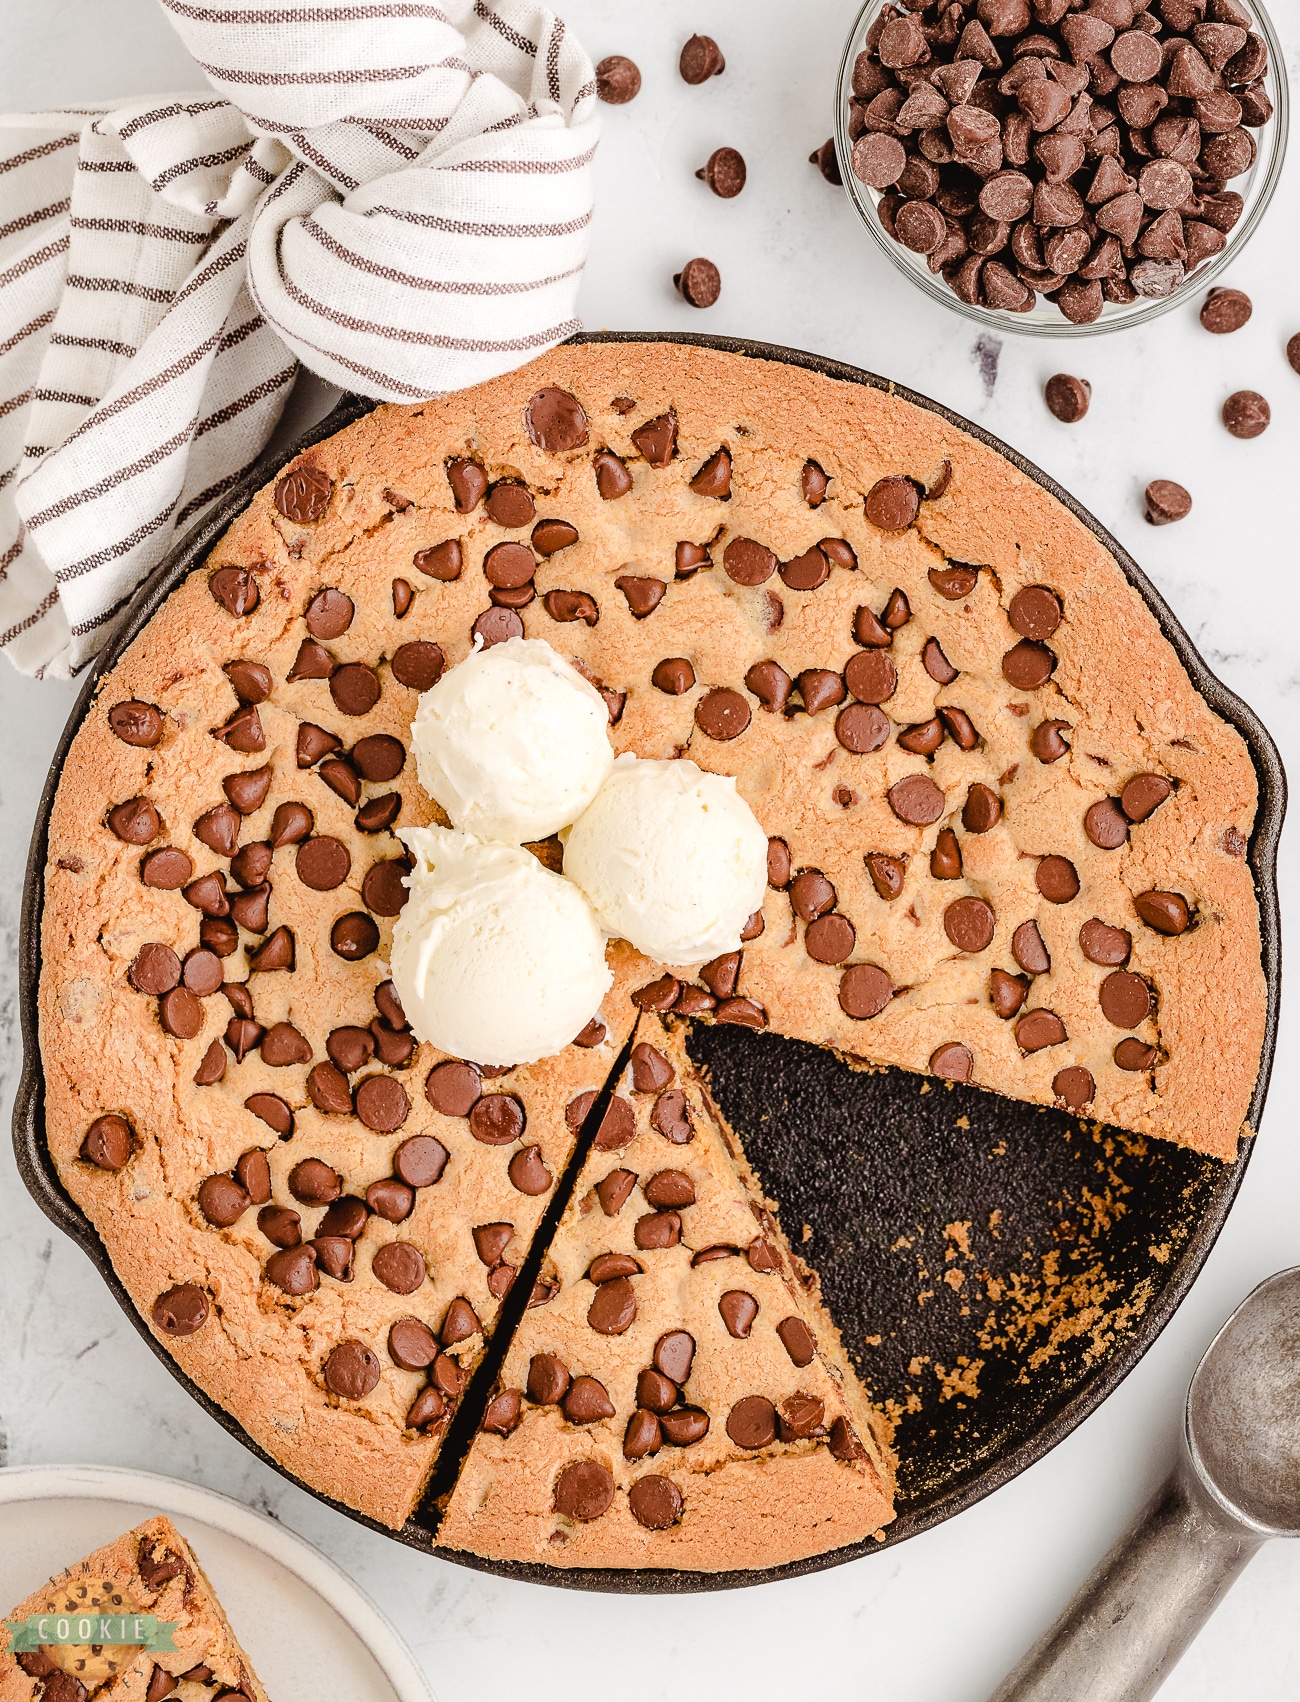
[0,1515,267,1699]
[437,1018,895,1570]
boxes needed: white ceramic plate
[0,1465,433,1702]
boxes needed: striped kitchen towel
[0,0,598,677]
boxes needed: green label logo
[6,1614,178,1652]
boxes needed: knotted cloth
[0,0,598,676]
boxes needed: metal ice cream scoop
[991,1266,1300,1702]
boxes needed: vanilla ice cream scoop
[392,827,612,1066]
[410,636,613,843]
[563,757,768,965]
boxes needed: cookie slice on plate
[0,1515,267,1699]
[438,1018,895,1570]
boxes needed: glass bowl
[833,0,1288,335]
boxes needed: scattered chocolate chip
[525,387,588,453]
[930,564,979,600]
[1052,1065,1095,1109]
[693,686,751,742]
[265,1245,317,1293]
[1044,374,1091,423]
[224,660,272,704]
[990,968,1029,1019]
[1036,855,1080,904]
[804,913,855,964]
[922,637,958,685]
[655,1330,696,1385]
[426,1060,482,1118]
[563,1375,615,1425]
[1135,888,1191,934]
[1144,480,1193,525]
[865,476,920,531]
[810,139,842,185]
[777,1315,816,1368]
[1002,640,1056,690]
[508,1145,552,1194]
[130,942,182,996]
[674,257,721,307]
[260,1020,311,1067]
[889,774,946,826]
[1015,1008,1067,1052]
[1222,389,1269,438]
[698,145,746,198]
[152,1283,208,1336]
[833,702,888,755]
[1115,1038,1158,1071]
[1100,969,1153,1029]
[542,589,599,626]
[1031,719,1071,763]
[587,1275,637,1335]
[1012,919,1051,976]
[275,464,332,522]
[945,896,996,953]
[213,705,265,754]
[839,962,893,1019]
[209,568,259,618]
[466,1092,525,1148]
[680,32,725,83]
[296,835,350,891]
[329,662,380,718]
[81,1114,133,1170]
[614,575,666,620]
[727,1394,777,1449]
[413,539,464,584]
[1201,287,1252,334]
[323,1340,381,1400]
[554,1460,614,1521]
[390,1135,447,1191]
[632,411,678,467]
[158,986,202,1039]
[389,1317,439,1371]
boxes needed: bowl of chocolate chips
[834,0,1286,331]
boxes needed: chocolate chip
[833,702,888,755]
[864,475,920,532]
[525,387,588,453]
[1048,1064,1094,1110]
[635,1209,680,1254]
[81,1114,132,1170]
[646,1088,689,1144]
[392,578,413,618]
[1002,639,1056,690]
[230,840,271,889]
[680,31,725,82]
[689,448,732,502]
[260,1021,311,1066]
[392,1134,449,1190]
[300,589,349,643]
[226,1017,263,1062]
[382,642,444,697]
[1081,796,1127,851]
[930,564,979,600]
[658,1408,709,1448]
[853,132,908,189]
[772,1316,814,1370]
[806,913,856,965]
[224,660,272,705]
[414,539,464,582]
[1036,855,1079,904]
[889,774,946,826]
[945,896,996,953]
[719,540,777,592]
[307,1061,352,1115]
[323,1340,381,1401]
[1223,389,1269,438]
[838,962,893,1019]
[197,1174,250,1228]
[1115,1037,1158,1071]
[1078,920,1131,971]
[327,662,379,719]
[587,1275,637,1335]
[130,942,181,996]
[106,795,160,846]
[1200,286,1252,334]
[573,1017,607,1051]
[466,1092,524,1147]
[810,139,842,185]
[313,1235,355,1281]
[318,758,360,806]
[1288,333,1300,376]
[671,247,727,308]
[1015,1008,1067,1052]
[296,835,350,892]
[265,1245,317,1293]
[288,1158,340,1206]
[649,1331,693,1386]
[353,1074,408,1134]
[1135,889,1191,934]
[940,707,980,751]
[152,1283,208,1336]
[1031,719,1071,763]
[1144,479,1193,526]
[741,659,791,717]
[560,1376,614,1426]
[631,411,678,466]
[1100,969,1152,1028]
[554,1459,614,1521]
[201,916,239,957]
[726,1395,777,1450]
[158,986,202,1039]
[359,858,408,919]
[794,669,843,718]
[898,717,943,757]
[694,146,747,201]
[648,654,694,699]
[927,829,961,881]
[541,589,598,626]
[1011,918,1050,976]
[693,686,750,742]
[423,1060,480,1119]
[990,969,1029,1019]
[209,568,259,618]
[213,705,266,755]
[388,1318,439,1371]
[275,464,332,522]
[508,1145,552,1194]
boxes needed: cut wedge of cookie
[0,1515,268,1699]
[438,1018,895,1569]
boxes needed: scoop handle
[989,1455,1263,1702]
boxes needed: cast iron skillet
[15,333,1285,1592]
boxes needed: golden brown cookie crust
[39,340,1263,1553]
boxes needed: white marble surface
[2,3,1298,1697]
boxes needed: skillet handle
[989,1455,1264,1702]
